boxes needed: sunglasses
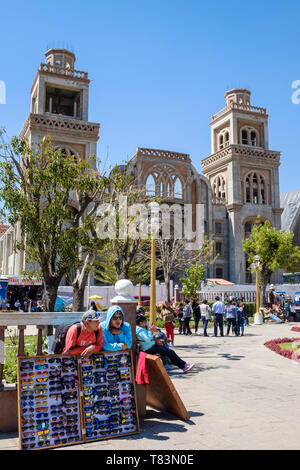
[49,370,61,377]
[23,443,36,449]
[21,385,35,390]
[50,393,62,400]
[22,419,35,426]
[35,384,47,390]
[35,407,48,412]
[35,364,48,370]
[23,436,35,442]
[35,358,47,364]
[38,440,51,447]
[21,372,34,378]
[21,400,34,407]
[36,377,48,383]
[36,401,48,406]
[22,431,35,437]
[36,413,48,419]
[85,312,101,320]
[111,315,122,321]
[49,358,62,364]
[37,424,49,430]
[36,371,48,376]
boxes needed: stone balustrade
[211,102,267,121]
[39,63,89,81]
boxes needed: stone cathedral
[0,49,284,285]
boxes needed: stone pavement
[1,322,300,450]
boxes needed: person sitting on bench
[136,314,194,373]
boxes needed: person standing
[200,299,211,336]
[183,299,192,335]
[160,301,176,346]
[192,299,201,335]
[225,300,238,336]
[177,303,185,335]
[212,296,225,337]
[236,304,246,336]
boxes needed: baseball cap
[82,309,101,322]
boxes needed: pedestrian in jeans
[177,303,185,334]
[236,305,246,336]
[160,301,176,346]
[192,299,201,335]
[136,314,195,373]
[225,300,238,336]
[212,296,225,337]
[183,299,192,335]
[200,299,211,336]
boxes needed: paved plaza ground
[1,321,300,451]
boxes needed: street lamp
[253,254,263,325]
[148,202,159,327]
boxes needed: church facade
[0,49,284,284]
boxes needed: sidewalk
[1,322,300,450]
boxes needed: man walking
[183,299,192,336]
[212,296,225,337]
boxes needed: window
[212,175,226,204]
[240,127,259,147]
[219,129,230,150]
[45,86,81,118]
[243,172,267,205]
[146,174,156,195]
[216,242,222,256]
[242,130,248,145]
[215,222,222,234]
[216,267,223,279]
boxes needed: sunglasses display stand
[17,350,139,450]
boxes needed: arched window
[242,130,248,145]
[243,171,267,205]
[218,129,230,150]
[174,178,183,199]
[212,175,226,204]
[146,174,156,195]
[240,127,260,147]
[144,166,184,200]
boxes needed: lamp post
[138,280,142,308]
[149,202,159,327]
[253,254,263,325]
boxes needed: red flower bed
[291,327,300,332]
[264,337,300,362]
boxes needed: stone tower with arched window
[20,49,100,167]
[201,88,283,283]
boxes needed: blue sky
[0,0,299,193]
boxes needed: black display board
[17,350,139,450]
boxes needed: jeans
[236,320,245,335]
[184,317,192,335]
[226,318,236,335]
[201,316,208,335]
[214,314,224,336]
[194,314,201,333]
[146,344,186,369]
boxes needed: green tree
[0,134,111,312]
[243,219,300,304]
[180,263,206,300]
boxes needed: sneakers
[183,363,195,373]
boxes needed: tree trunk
[72,283,86,312]
[164,277,170,302]
[44,280,60,336]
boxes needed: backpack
[51,322,99,354]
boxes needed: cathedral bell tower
[201,89,283,284]
[20,48,100,166]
